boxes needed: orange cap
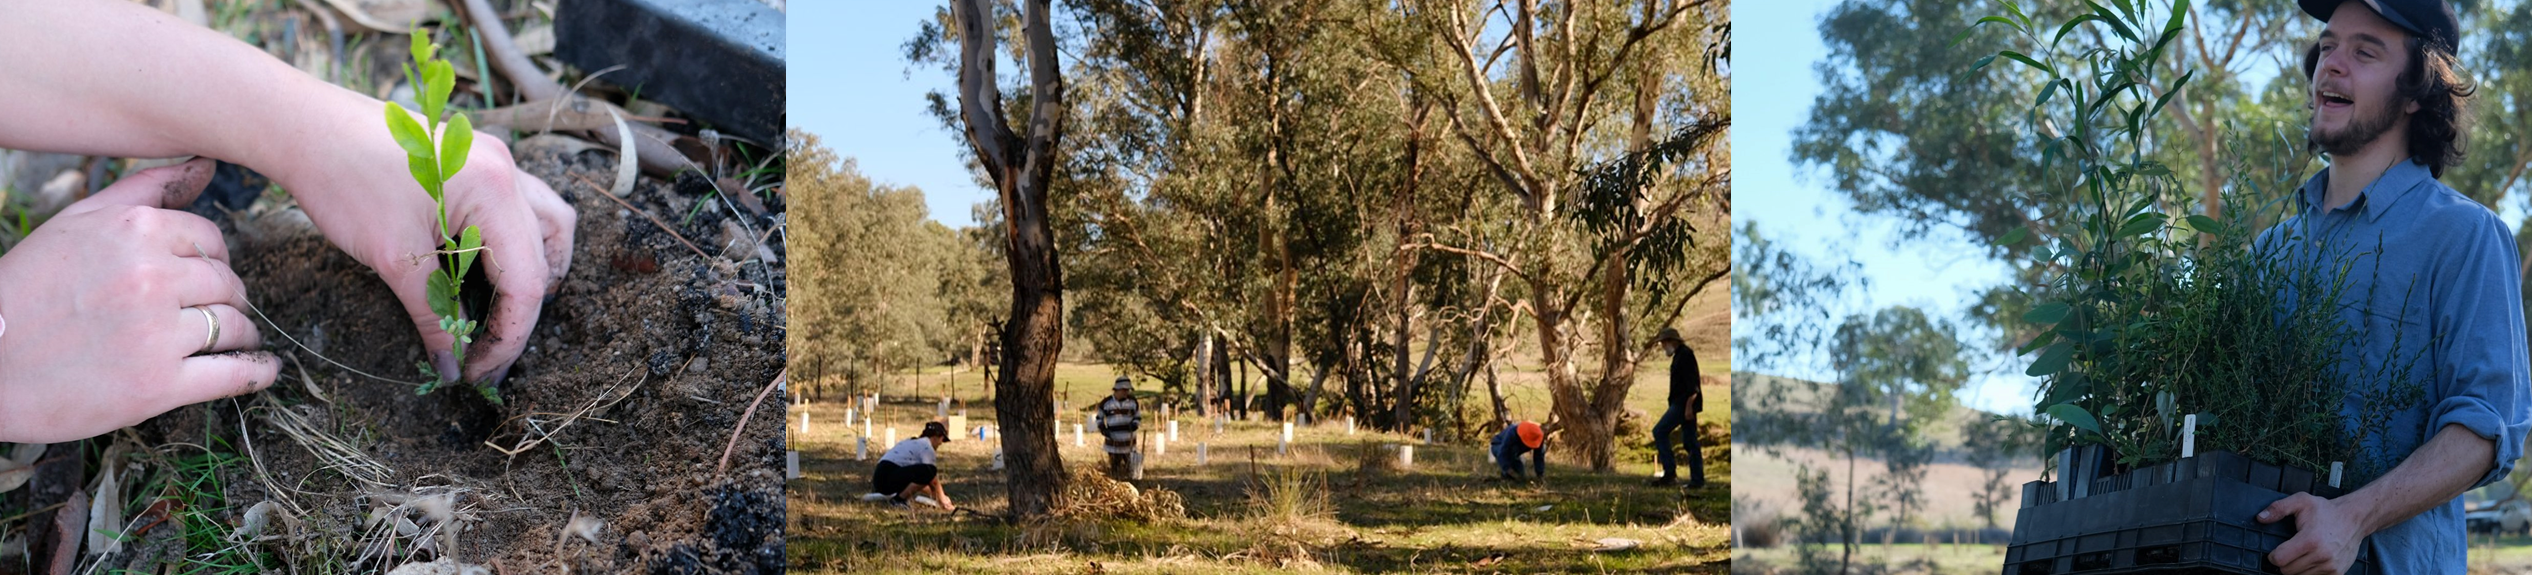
[1517,421,1543,449]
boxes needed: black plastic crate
[2005,450,2374,575]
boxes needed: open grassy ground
[1731,374,2040,533]
[2471,533,2532,573]
[784,277,1729,572]
[787,281,1729,573]
[786,359,1727,573]
[1731,543,2007,575]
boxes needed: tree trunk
[1536,298,1612,470]
[1195,332,1215,418]
[1484,352,1508,431]
[952,0,1068,520]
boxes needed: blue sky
[1732,0,2032,415]
[789,1,992,229]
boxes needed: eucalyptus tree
[1381,0,1728,470]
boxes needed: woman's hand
[0,0,577,388]
[0,159,277,443]
[281,120,578,386]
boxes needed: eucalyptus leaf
[2047,403,2103,436]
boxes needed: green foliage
[1972,0,2421,479]
[385,30,487,400]
[785,131,1003,396]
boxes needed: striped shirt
[1096,396,1139,454]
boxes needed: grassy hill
[1730,373,2044,533]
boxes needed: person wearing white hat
[1095,375,1142,480]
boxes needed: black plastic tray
[2005,450,2375,575]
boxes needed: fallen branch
[716,368,787,477]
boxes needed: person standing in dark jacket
[1648,327,1702,488]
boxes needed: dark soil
[125,143,788,572]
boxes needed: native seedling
[384,31,491,403]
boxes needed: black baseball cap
[2300,0,2460,53]
[923,421,951,442]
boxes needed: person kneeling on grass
[1490,420,1547,481]
[866,421,957,511]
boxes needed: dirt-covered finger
[171,351,280,407]
[520,169,577,295]
[60,158,215,216]
[466,206,552,383]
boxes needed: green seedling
[385,30,493,403]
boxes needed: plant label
[2182,414,2197,458]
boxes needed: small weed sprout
[383,30,491,403]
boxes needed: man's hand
[2259,493,2367,575]
[0,159,279,442]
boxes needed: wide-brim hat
[1655,327,1686,344]
[1516,421,1544,449]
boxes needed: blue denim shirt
[2262,158,2532,574]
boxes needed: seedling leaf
[385,104,434,159]
[441,113,474,183]
[456,226,483,279]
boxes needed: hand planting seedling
[384,30,492,403]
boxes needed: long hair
[2301,36,2476,178]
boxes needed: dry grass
[787,367,1729,573]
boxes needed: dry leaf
[234,501,282,543]
[318,0,430,33]
[0,461,31,494]
[1590,537,1641,552]
[565,512,604,545]
[512,24,555,55]
[608,109,638,199]
[87,466,122,555]
[52,488,87,566]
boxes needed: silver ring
[193,306,219,355]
